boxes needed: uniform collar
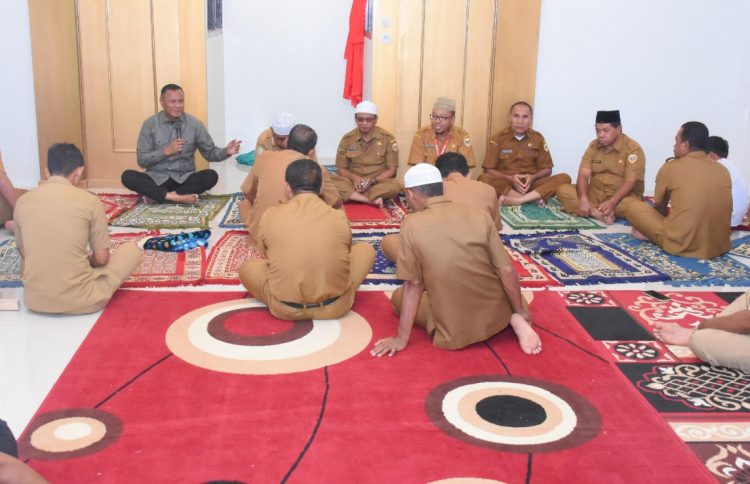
[599,134,625,153]
[424,195,451,208]
[358,126,383,142]
[445,172,466,182]
[46,175,73,185]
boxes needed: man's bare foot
[370,197,384,209]
[4,220,15,234]
[498,195,505,206]
[653,322,694,345]
[165,192,199,204]
[142,196,156,204]
[590,208,615,225]
[536,199,546,208]
[631,227,648,240]
[509,313,542,355]
[502,196,523,207]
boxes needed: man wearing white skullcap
[330,100,401,207]
[255,112,307,157]
[371,163,541,357]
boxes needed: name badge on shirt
[501,149,513,154]
[592,159,602,164]
[425,144,436,149]
[347,147,359,151]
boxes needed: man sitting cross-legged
[371,163,541,357]
[654,290,750,373]
[239,159,375,321]
[14,143,143,314]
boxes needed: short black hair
[285,159,322,194]
[409,182,443,197]
[707,136,729,159]
[287,124,317,155]
[510,101,533,116]
[680,121,709,152]
[435,152,469,177]
[47,143,84,176]
[160,84,183,97]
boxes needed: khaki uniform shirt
[14,177,112,313]
[136,111,229,184]
[336,126,399,178]
[258,193,353,314]
[654,151,732,259]
[255,128,282,155]
[482,128,552,175]
[408,125,476,167]
[240,149,340,247]
[397,197,512,349]
[580,133,645,199]
[443,172,501,230]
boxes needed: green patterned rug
[0,239,22,288]
[501,197,605,230]
[110,194,231,229]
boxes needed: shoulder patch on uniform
[543,141,549,152]
[464,137,472,147]
[391,142,399,152]
[628,153,638,163]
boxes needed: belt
[281,295,340,310]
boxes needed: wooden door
[31,0,208,187]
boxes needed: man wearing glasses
[407,97,476,169]
[331,101,401,207]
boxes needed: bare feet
[498,195,505,207]
[536,199,546,208]
[590,208,615,225]
[509,313,542,355]
[165,192,199,204]
[631,227,648,240]
[502,196,523,206]
[3,220,15,234]
[371,197,384,209]
[142,196,156,204]
[653,322,694,345]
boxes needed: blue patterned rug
[0,239,22,288]
[218,192,245,228]
[352,231,401,289]
[596,233,750,287]
[502,231,668,285]
[730,233,750,259]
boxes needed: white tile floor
[1,163,749,438]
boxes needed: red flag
[343,0,366,106]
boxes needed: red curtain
[343,0,367,106]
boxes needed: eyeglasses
[355,116,377,123]
[430,114,454,122]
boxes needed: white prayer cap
[271,112,295,136]
[355,101,378,116]
[404,163,442,188]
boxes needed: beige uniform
[393,196,515,350]
[0,157,26,225]
[239,193,375,320]
[408,125,476,167]
[254,128,317,161]
[239,149,340,247]
[690,290,750,373]
[625,151,731,259]
[557,133,645,218]
[330,126,402,201]
[478,128,570,199]
[14,176,142,314]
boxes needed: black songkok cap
[596,110,621,124]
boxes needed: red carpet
[18,290,714,483]
[344,197,406,230]
[203,230,261,284]
[97,193,140,222]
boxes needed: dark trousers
[0,419,17,457]
[121,169,218,203]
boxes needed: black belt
[281,295,340,309]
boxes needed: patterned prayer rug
[0,239,22,288]
[597,233,750,287]
[557,289,750,483]
[730,233,750,259]
[502,231,669,285]
[217,192,245,229]
[96,193,141,222]
[109,232,205,287]
[19,290,714,482]
[352,231,401,289]
[506,247,559,288]
[110,194,230,229]
[501,197,604,230]
[203,230,261,284]
[346,194,407,230]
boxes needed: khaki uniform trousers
[556,184,640,219]
[330,174,401,202]
[690,291,750,373]
[239,242,375,320]
[622,199,665,245]
[75,242,143,314]
[0,188,26,224]
[478,173,570,199]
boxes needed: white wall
[534,0,750,194]
[0,1,39,187]
[222,0,356,165]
